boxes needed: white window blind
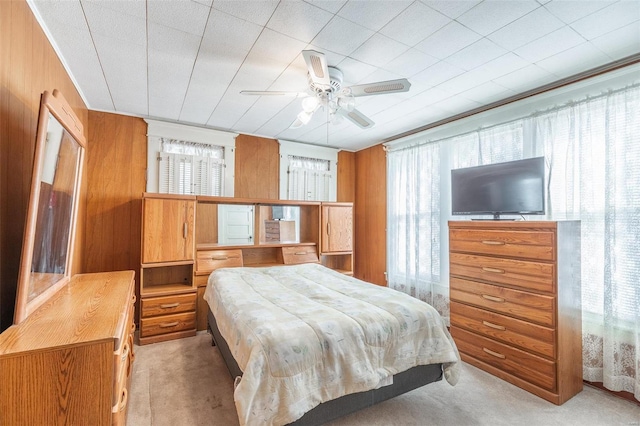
[287,155,331,201]
[158,138,224,196]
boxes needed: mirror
[260,205,300,244]
[14,90,86,324]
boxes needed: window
[287,155,331,201]
[158,139,224,196]
[145,119,236,196]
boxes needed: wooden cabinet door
[142,198,195,263]
[321,205,353,253]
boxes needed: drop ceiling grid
[28,0,640,151]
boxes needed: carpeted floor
[127,333,640,426]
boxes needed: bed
[204,263,460,426]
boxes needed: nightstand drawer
[196,249,243,275]
[140,312,196,338]
[141,293,196,318]
[450,252,555,293]
[450,301,555,358]
[451,277,555,326]
[450,229,555,261]
[282,246,319,265]
[452,326,556,392]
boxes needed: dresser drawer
[282,246,319,265]
[196,249,243,275]
[450,277,555,326]
[450,252,555,293]
[450,301,555,358]
[140,312,196,338]
[450,229,555,261]
[452,326,556,392]
[141,293,196,318]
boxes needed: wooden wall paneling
[0,0,88,331]
[85,111,146,322]
[234,135,279,199]
[354,145,386,286]
[337,150,355,202]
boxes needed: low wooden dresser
[449,221,582,405]
[0,271,136,425]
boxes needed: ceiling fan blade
[302,50,330,87]
[340,108,375,129]
[240,90,307,97]
[345,79,411,97]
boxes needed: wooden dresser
[449,221,581,405]
[0,271,136,425]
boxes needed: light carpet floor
[127,333,640,426]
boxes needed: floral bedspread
[204,263,460,426]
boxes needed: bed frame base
[207,310,443,426]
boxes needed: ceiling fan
[240,50,411,129]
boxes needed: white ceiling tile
[432,95,482,114]
[33,0,88,32]
[457,1,540,36]
[211,1,279,26]
[382,48,439,78]
[338,1,413,31]
[304,46,347,69]
[258,102,306,136]
[193,0,213,7]
[336,58,378,84]
[207,94,256,129]
[422,1,481,19]
[248,29,308,66]
[590,21,640,61]
[350,34,410,68]
[445,38,508,71]
[267,56,310,92]
[147,0,210,36]
[357,94,405,116]
[233,96,295,134]
[401,86,454,109]
[147,48,195,103]
[304,1,348,14]
[488,7,565,51]
[379,2,451,47]
[149,94,183,120]
[414,21,482,60]
[514,26,586,63]
[82,1,146,46]
[411,60,465,88]
[310,16,375,56]
[492,64,556,92]
[543,0,616,24]
[148,23,202,56]
[82,0,146,20]
[200,11,263,55]
[267,2,333,43]
[570,1,640,40]
[536,42,611,78]
[459,81,514,104]
[92,34,147,98]
[437,66,496,94]
[477,53,530,79]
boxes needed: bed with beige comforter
[204,263,460,426]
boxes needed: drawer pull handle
[131,322,136,333]
[482,320,506,331]
[483,347,506,359]
[482,240,505,245]
[482,294,505,303]
[159,321,179,328]
[212,256,229,260]
[131,295,137,304]
[121,342,130,362]
[482,267,505,274]
[294,252,308,255]
[118,388,128,411]
[160,303,180,309]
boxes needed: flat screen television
[451,156,545,219]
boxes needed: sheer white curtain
[535,86,640,400]
[287,155,331,201]
[387,142,448,318]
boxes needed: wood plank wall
[337,151,355,202]
[354,145,387,286]
[234,135,279,199]
[0,0,88,331]
[84,111,146,308]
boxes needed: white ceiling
[31,0,640,151]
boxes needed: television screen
[451,157,545,218]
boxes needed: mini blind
[158,139,224,196]
[287,155,331,201]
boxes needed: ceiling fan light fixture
[301,96,320,112]
[338,95,355,112]
[297,110,314,125]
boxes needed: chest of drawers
[449,221,582,405]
